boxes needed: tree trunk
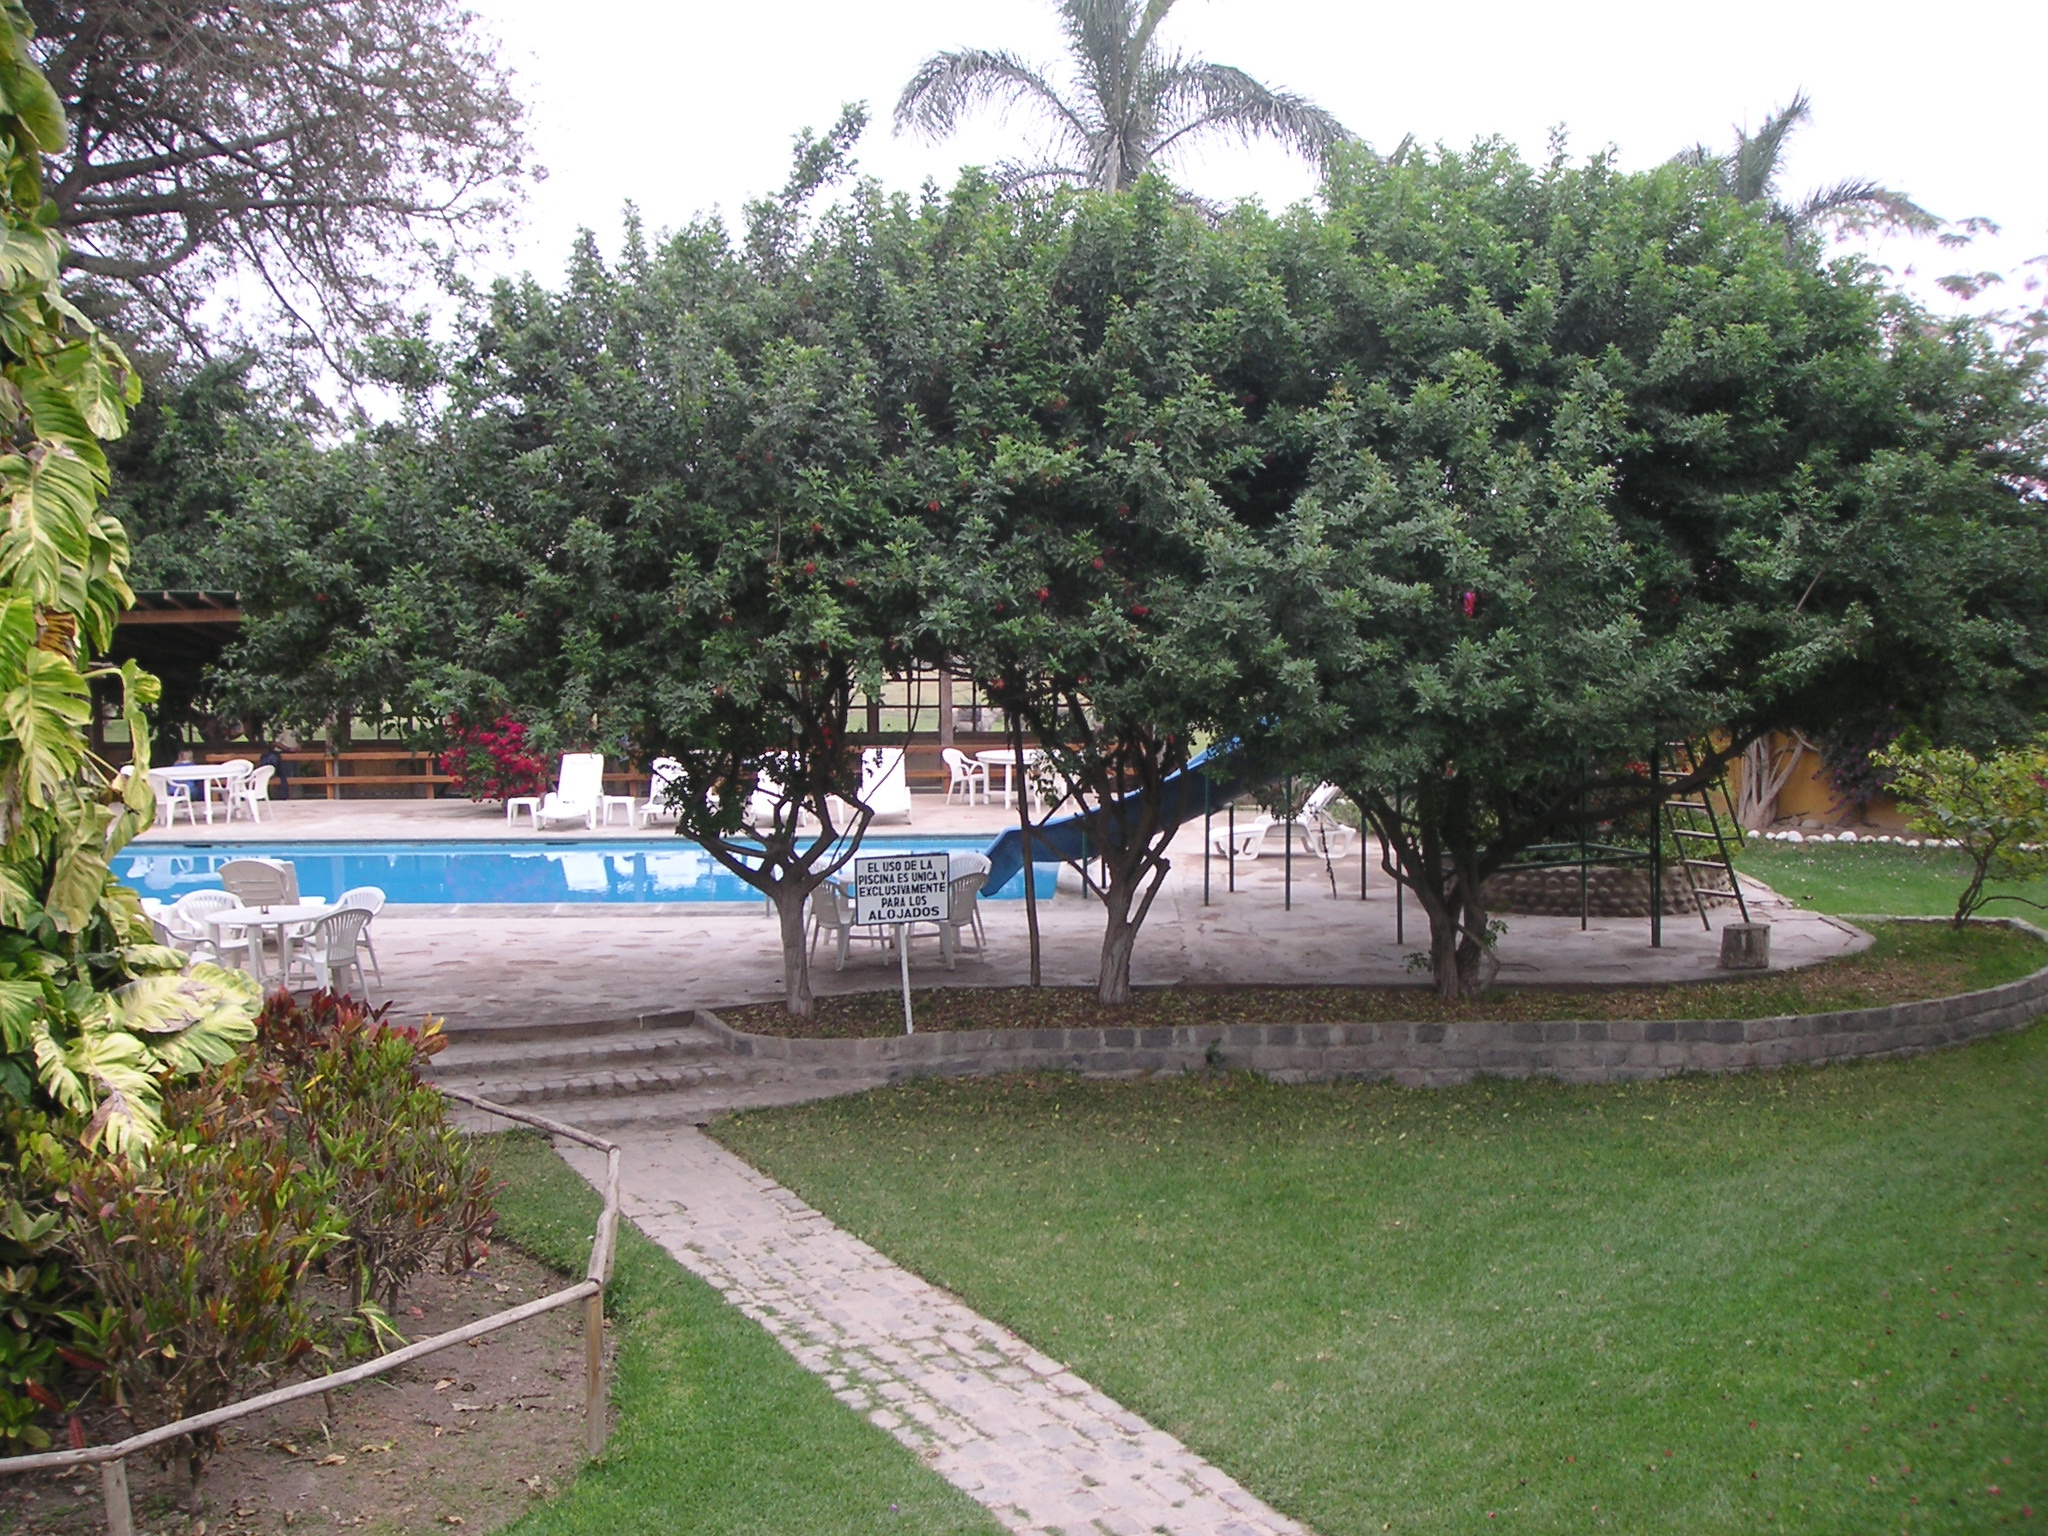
[1012,715,1041,986]
[1096,872,1140,1006]
[774,886,813,1016]
[1409,877,1464,1003]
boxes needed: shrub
[256,991,495,1309]
[1876,740,2048,925]
[55,1067,346,1488]
[0,1133,67,1453]
[441,713,548,802]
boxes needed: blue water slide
[981,745,1243,896]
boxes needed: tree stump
[1719,922,1771,970]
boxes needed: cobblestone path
[562,1126,1310,1536]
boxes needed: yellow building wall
[1739,734,1907,830]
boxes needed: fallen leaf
[316,1453,346,1466]
[359,1442,395,1454]
[441,1518,465,1527]
[433,1378,455,1392]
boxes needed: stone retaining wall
[697,936,2048,1090]
[1480,864,1710,919]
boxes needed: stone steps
[433,1025,727,1082]
[431,1019,804,1121]
[448,1074,878,1133]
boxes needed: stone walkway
[559,1126,1309,1536]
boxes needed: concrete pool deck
[197,799,1867,1032]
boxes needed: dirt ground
[0,1244,597,1536]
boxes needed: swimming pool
[114,838,1050,906]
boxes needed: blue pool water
[114,838,1050,906]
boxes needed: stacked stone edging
[1481,865,1707,919]
[695,930,2048,1089]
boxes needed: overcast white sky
[464,0,2043,318]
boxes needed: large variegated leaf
[0,593,33,683]
[27,1017,93,1117]
[41,340,133,442]
[0,444,102,606]
[0,45,70,153]
[0,228,57,291]
[0,863,36,929]
[80,1081,162,1160]
[13,367,109,481]
[43,792,112,932]
[33,1017,161,1155]
[0,976,41,1053]
[1,646,89,811]
[110,965,260,1074]
[117,944,190,975]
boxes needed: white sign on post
[852,852,950,925]
[851,852,950,1033]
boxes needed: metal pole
[101,1460,133,1536]
[1395,791,1405,943]
[1284,776,1293,912]
[1228,802,1236,892]
[1579,773,1590,932]
[1203,773,1211,906]
[898,924,915,1032]
[1649,743,1663,950]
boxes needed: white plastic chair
[1208,784,1354,861]
[147,768,197,827]
[858,746,913,823]
[806,881,888,971]
[900,871,988,969]
[941,747,989,806]
[219,857,299,907]
[535,753,605,830]
[949,851,991,949]
[748,772,818,833]
[226,763,273,822]
[640,757,684,826]
[160,889,253,967]
[286,906,377,996]
[335,886,386,984]
[212,759,252,821]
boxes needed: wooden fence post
[584,1288,607,1456]
[101,1459,132,1536]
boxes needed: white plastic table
[506,796,541,828]
[151,764,246,825]
[203,901,331,984]
[973,748,1048,810]
[599,794,638,828]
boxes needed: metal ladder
[1657,741,1750,928]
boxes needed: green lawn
[485,1132,1000,1536]
[1737,839,2048,920]
[715,1039,2048,1535]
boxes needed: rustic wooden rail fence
[0,1091,618,1536]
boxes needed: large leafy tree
[1247,142,2048,999]
[926,181,1294,1004]
[423,120,939,1015]
[25,0,529,361]
[895,0,1351,194]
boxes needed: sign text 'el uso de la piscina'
[852,852,950,926]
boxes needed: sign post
[852,852,950,1033]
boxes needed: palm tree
[894,0,1353,194]
[1675,92,1938,239]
